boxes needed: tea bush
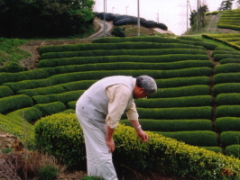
[35,113,240,179]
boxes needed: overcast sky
[93,0,239,35]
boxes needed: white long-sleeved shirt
[105,84,139,129]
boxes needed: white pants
[76,111,118,180]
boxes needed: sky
[93,0,239,35]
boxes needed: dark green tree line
[0,0,95,38]
[218,0,234,11]
[189,4,208,30]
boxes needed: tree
[218,0,234,11]
[0,0,95,38]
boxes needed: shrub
[0,94,33,114]
[225,145,240,159]
[38,164,59,180]
[136,106,212,119]
[41,49,207,59]
[213,73,240,84]
[35,113,240,179]
[213,83,240,96]
[0,86,13,98]
[0,62,25,72]
[121,119,212,131]
[38,54,209,68]
[216,117,240,133]
[32,90,84,104]
[135,95,212,108]
[216,105,240,118]
[111,27,125,37]
[34,102,66,117]
[214,64,240,74]
[221,131,240,147]
[154,130,217,146]
[216,93,240,105]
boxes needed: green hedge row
[35,114,240,179]
[135,95,212,108]
[92,37,182,43]
[32,90,84,104]
[218,24,240,31]
[153,76,210,88]
[0,69,55,85]
[135,106,212,119]
[200,146,222,153]
[225,145,240,159]
[38,54,209,68]
[40,49,207,60]
[0,86,14,98]
[213,83,240,96]
[214,64,240,74]
[154,131,217,146]
[221,131,240,147]
[213,73,240,84]
[149,85,210,98]
[216,105,240,118]
[215,117,240,133]
[214,54,240,61]
[6,107,43,124]
[212,50,240,56]
[0,94,33,114]
[18,80,95,96]
[33,101,66,117]
[120,119,212,131]
[0,114,34,141]
[4,69,212,92]
[220,58,240,65]
[39,61,214,74]
[39,42,204,54]
[92,37,217,50]
[216,93,240,105]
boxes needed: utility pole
[187,0,188,31]
[137,0,140,37]
[103,0,106,37]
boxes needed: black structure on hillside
[94,12,168,30]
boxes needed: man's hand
[136,129,148,142]
[106,138,115,153]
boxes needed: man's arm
[130,120,148,142]
[106,126,115,153]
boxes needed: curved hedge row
[136,106,212,119]
[6,107,43,124]
[214,54,240,61]
[149,85,210,98]
[0,114,34,141]
[121,119,212,131]
[216,93,240,105]
[33,101,66,117]
[213,83,240,96]
[215,117,240,133]
[212,50,240,56]
[154,131,217,146]
[0,94,33,114]
[35,113,240,179]
[41,49,207,60]
[18,80,95,96]
[153,76,210,88]
[135,95,212,108]
[225,145,240,159]
[216,105,240,118]
[4,69,212,92]
[221,131,240,147]
[38,55,209,68]
[0,86,14,98]
[220,58,240,65]
[214,63,240,74]
[39,42,204,54]
[213,73,240,84]
[32,90,84,104]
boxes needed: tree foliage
[0,0,95,38]
[189,4,208,29]
[218,0,234,11]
